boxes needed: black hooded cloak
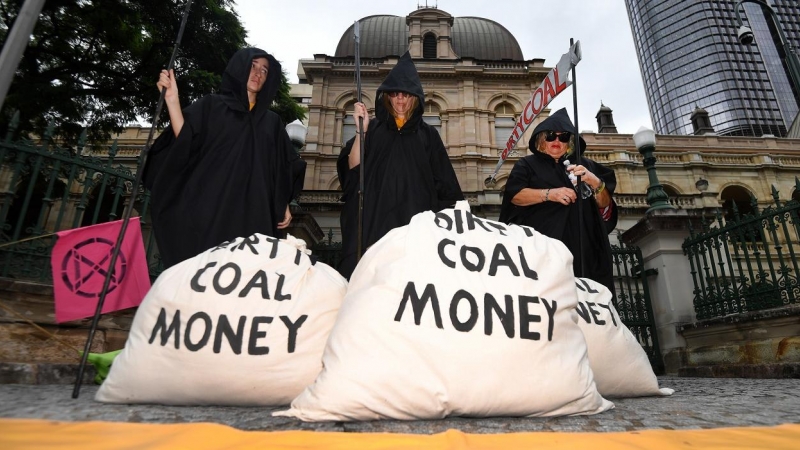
[499,108,618,294]
[337,52,464,279]
[143,48,306,268]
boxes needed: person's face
[247,57,269,94]
[541,130,570,159]
[388,91,413,117]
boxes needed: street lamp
[633,126,675,214]
[735,0,800,111]
[285,119,308,153]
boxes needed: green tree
[0,0,302,144]
[273,67,306,125]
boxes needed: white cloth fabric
[574,277,673,398]
[276,202,612,421]
[96,234,346,406]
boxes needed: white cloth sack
[96,233,346,406]
[574,277,673,398]
[276,202,612,421]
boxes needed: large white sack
[276,202,612,421]
[96,233,346,406]
[573,277,674,398]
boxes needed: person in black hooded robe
[143,48,306,269]
[337,52,464,279]
[499,108,618,295]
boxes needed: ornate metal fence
[310,229,342,269]
[0,114,163,282]
[611,240,664,374]
[682,184,800,320]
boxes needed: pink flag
[51,218,151,323]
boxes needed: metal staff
[354,20,366,260]
[570,37,585,278]
[0,0,46,113]
[72,0,194,399]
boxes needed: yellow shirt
[249,102,255,111]
[395,117,406,129]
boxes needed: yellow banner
[2,419,799,450]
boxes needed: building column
[621,209,702,374]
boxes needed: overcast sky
[236,0,653,134]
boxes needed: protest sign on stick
[485,41,582,187]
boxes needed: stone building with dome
[289,6,800,249]
[292,7,550,241]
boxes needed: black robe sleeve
[584,158,618,232]
[276,124,307,212]
[142,97,210,193]
[337,137,359,203]
[336,136,361,279]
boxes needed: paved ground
[1,377,798,434]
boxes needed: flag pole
[72,0,194,398]
[354,20,366,261]
[570,37,585,278]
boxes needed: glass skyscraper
[626,0,800,137]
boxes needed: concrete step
[678,362,800,378]
[0,361,96,384]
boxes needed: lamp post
[633,126,675,214]
[285,119,308,153]
[694,176,722,214]
[285,119,308,208]
[735,0,800,110]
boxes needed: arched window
[662,185,679,197]
[422,101,441,136]
[721,185,756,221]
[720,185,763,243]
[423,33,437,59]
[494,102,518,151]
[662,185,679,206]
[341,101,357,146]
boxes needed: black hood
[375,51,425,122]
[531,108,586,154]
[220,47,282,112]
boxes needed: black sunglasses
[544,131,572,143]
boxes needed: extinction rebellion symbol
[60,237,128,298]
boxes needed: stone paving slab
[1,377,798,434]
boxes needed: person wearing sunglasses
[337,51,464,279]
[143,48,306,269]
[499,108,617,295]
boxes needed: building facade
[295,7,550,240]
[625,0,800,137]
[10,6,800,252]
[292,6,800,245]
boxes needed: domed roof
[451,17,524,61]
[335,14,524,61]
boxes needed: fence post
[621,209,701,374]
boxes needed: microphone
[563,159,593,199]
